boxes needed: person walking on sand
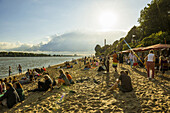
[9,66,12,76]
[128,51,133,68]
[145,50,155,81]
[17,64,22,75]
[112,51,118,72]
[132,54,138,68]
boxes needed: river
[0,57,81,78]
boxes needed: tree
[95,44,102,52]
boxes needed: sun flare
[99,11,117,31]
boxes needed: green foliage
[138,0,170,37]
[94,44,102,52]
[95,0,170,55]
[123,44,129,51]
[140,31,170,47]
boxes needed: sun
[99,11,117,31]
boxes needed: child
[58,69,70,86]
[65,72,74,84]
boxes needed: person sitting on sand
[65,72,74,84]
[29,75,53,92]
[96,61,99,66]
[14,82,25,102]
[12,76,18,84]
[64,62,73,69]
[67,64,73,69]
[28,70,34,82]
[42,66,46,71]
[97,63,106,72]
[84,62,91,70]
[25,69,31,78]
[109,71,133,92]
[0,79,6,92]
[0,81,3,94]
[33,69,40,79]
[9,77,12,84]
[52,77,57,86]
[4,78,8,85]
[0,83,20,108]
[58,69,70,86]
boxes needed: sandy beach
[0,58,169,113]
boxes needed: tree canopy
[95,0,170,55]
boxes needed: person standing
[128,51,133,68]
[132,54,138,68]
[119,52,124,67]
[145,50,155,80]
[106,55,110,73]
[18,64,22,75]
[112,51,118,72]
[9,66,12,76]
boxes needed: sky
[0,0,152,46]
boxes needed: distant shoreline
[0,51,81,57]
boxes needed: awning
[142,44,170,51]
[121,44,170,53]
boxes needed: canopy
[121,44,170,53]
[142,44,170,51]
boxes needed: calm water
[0,57,81,78]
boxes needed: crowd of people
[0,78,25,108]
[0,49,169,110]
[0,62,77,109]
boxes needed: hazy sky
[0,0,152,45]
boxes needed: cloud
[0,42,21,50]
[0,30,126,51]
[39,30,126,51]
[41,36,52,44]
[0,42,32,50]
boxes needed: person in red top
[112,51,118,72]
[43,66,46,71]
[65,72,74,84]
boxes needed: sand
[0,59,169,113]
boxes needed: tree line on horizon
[95,0,170,56]
[0,52,79,57]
